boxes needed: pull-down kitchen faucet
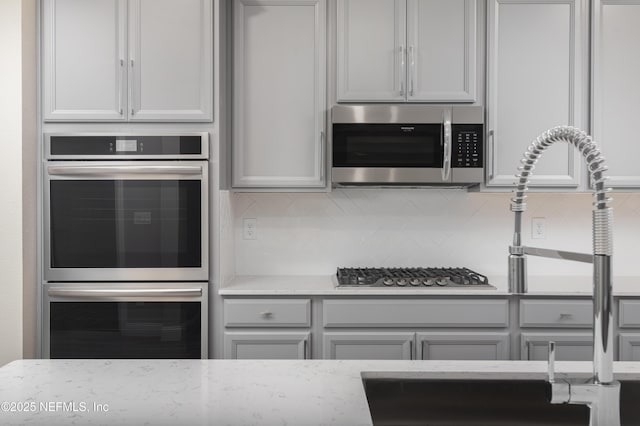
[507,126,620,426]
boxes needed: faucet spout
[506,126,618,425]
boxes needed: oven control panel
[452,125,483,168]
[46,134,208,159]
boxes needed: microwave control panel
[452,125,483,168]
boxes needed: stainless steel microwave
[331,105,484,186]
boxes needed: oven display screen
[116,139,137,152]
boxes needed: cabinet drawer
[323,299,508,328]
[618,300,640,328]
[224,299,311,327]
[520,300,593,328]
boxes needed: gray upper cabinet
[336,0,406,101]
[127,0,212,121]
[336,0,477,103]
[486,0,587,187]
[43,0,125,121]
[42,0,212,122]
[405,0,476,102]
[591,0,640,187]
[232,0,326,188]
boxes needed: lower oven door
[44,282,207,359]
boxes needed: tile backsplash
[223,189,640,279]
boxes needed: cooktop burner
[336,267,493,289]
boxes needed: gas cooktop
[335,267,494,289]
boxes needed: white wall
[0,0,25,366]
[229,190,640,284]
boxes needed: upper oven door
[44,161,208,282]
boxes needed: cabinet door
[486,0,586,187]
[336,0,406,101]
[323,332,414,360]
[43,0,126,121]
[406,0,476,102]
[128,0,212,121]
[521,332,593,361]
[233,0,326,188]
[417,332,510,360]
[224,332,310,359]
[591,0,640,187]
[619,333,640,361]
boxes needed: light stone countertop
[2,359,640,426]
[219,274,640,296]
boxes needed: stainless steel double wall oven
[43,133,209,359]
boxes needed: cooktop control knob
[383,278,394,286]
[436,278,449,286]
[409,278,421,286]
[396,279,407,286]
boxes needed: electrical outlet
[532,217,546,239]
[243,218,257,240]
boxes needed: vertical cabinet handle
[129,59,134,116]
[320,131,325,181]
[303,339,309,359]
[409,340,413,360]
[488,129,495,181]
[119,59,124,115]
[409,45,415,97]
[399,45,405,96]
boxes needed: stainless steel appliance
[43,133,209,359]
[332,105,484,185]
[335,267,494,289]
[44,282,207,359]
[44,133,208,282]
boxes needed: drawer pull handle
[260,311,273,318]
[559,313,573,319]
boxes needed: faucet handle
[548,341,556,383]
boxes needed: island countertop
[2,360,640,425]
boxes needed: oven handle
[442,109,452,181]
[47,165,203,177]
[47,288,202,299]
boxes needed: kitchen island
[2,359,640,425]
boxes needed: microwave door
[332,124,446,184]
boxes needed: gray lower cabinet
[323,332,414,360]
[417,332,510,360]
[223,298,312,359]
[521,332,593,361]
[224,332,310,360]
[519,299,594,361]
[619,333,640,361]
[322,299,510,360]
[617,300,640,361]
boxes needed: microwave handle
[442,109,452,181]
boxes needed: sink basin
[363,378,640,426]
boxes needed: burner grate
[336,267,491,288]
